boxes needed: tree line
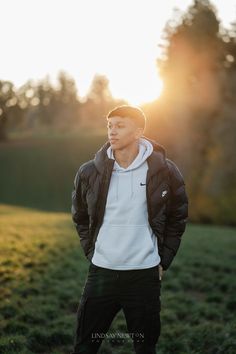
[0,72,127,139]
[1,0,236,225]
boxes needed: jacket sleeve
[71,166,91,260]
[160,160,189,271]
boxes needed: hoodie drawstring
[108,138,154,201]
[116,170,119,200]
[131,170,134,199]
[116,169,134,200]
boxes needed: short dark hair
[106,105,146,130]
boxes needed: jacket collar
[93,135,167,178]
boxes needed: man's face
[107,116,143,150]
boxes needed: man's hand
[158,264,164,280]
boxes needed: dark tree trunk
[0,112,7,141]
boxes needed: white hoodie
[91,137,161,270]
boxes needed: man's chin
[110,143,123,150]
[110,141,120,148]
[110,141,134,151]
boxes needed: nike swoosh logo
[140,182,146,186]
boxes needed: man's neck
[113,141,139,169]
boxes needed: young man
[71,105,188,354]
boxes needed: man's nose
[110,128,118,135]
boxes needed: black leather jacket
[71,135,188,271]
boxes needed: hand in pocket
[158,264,164,280]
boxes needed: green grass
[0,204,235,353]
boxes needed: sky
[1,0,236,105]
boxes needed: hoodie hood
[106,137,154,199]
[93,135,167,193]
[106,137,154,171]
[94,135,167,179]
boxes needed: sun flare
[0,0,232,106]
[123,76,164,105]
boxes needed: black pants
[71,263,162,354]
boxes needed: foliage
[146,0,236,224]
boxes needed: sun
[106,58,164,106]
[108,74,164,106]
[126,76,164,105]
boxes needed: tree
[158,0,223,110]
[80,74,126,127]
[0,81,17,141]
[154,0,236,224]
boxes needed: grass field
[0,203,235,354]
